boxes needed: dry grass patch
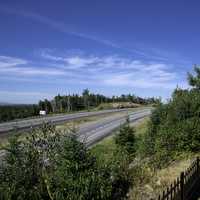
[96,102,142,110]
[128,153,200,200]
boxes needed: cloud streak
[36,51,187,89]
[0,55,65,76]
[0,5,122,49]
[0,52,185,90]
[0,51,188,104]
[0,56,27,68]
[0,5,187,63]
[42,51,187,89]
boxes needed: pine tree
[188,65,200,89]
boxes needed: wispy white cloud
[0,90,53,97]
[0,55,65,76]
[40,51,187,89]
[103,73,177,89]
[40,50,65,61]
[0,51,189,104]
[0,56,27,68]
[0,52,188,91]
[0,66,65,76]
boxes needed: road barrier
[156,157,200,200]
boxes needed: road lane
[0,108,132,134]
[79,109,151,146]
[0,108,151,159]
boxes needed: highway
[77,108,151,146]
[0,108,132,134]
[0,108,151,159]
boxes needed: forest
[0,90,159,122]
[0,104,39,123]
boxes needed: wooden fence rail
[157,157,200,200]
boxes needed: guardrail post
[180,172,184,200]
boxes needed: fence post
[197,157,199,175]
[180,172,184,200]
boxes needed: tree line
[0,105,39,123]
[0,89,159,123]
[38,89,159,113]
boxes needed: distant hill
[0,102,36,106]
[0,102,13,106]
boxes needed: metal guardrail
[156,157,200,200]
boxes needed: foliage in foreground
[115,119,136,156]
[140,66,200,168]
[0,124,132,200]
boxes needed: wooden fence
[157,157,200,200]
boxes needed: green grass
[79,114,200,200]
[0,130,32,149]
[90,135,117,163]
[130,117,149,135]
[91,117,149,162]
[0,141,6,149]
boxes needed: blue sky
[0,0,198,103]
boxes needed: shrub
[110,151,133,200]
[0,124,133,200]
[115,119,136,156]
[140,67,200,168]
[0,124,61,200]
[48,135,112,200]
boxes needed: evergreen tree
[188,65,200,89]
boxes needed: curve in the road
[0,109,151,160]
[78,109,151,146]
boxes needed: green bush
[115,120,136,156]
[0,124,61,200]
[109,151,133,200]
[140,67,200,168]
[48,135,112,200]
[0,124,133,200]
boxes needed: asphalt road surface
[0,108,151,159]
[0,108,131,134]
[77,108,151,146]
